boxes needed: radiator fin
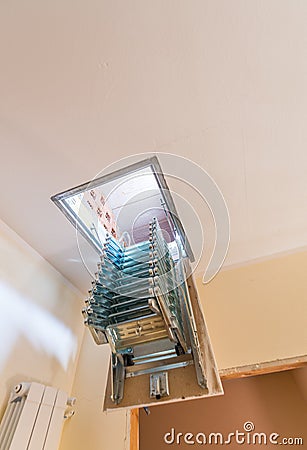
[0,383,75,450]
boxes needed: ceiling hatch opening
[52,157,193,261]
[51,156,223,409]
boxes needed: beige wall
[0,218,84,418]
[197,251,307,369]
[59,332,128,450]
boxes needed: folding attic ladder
[52,156,223,408]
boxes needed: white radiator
[0,382,75,450]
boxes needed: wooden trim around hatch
[130,409,139,450]
[219,355,307,380]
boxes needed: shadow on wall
[0,280,77,372]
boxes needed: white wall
[0,219,84,415]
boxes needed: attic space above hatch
[51,156,194,262]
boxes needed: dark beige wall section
[140,367,307,449]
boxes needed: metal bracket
[150,372,169,399]
[111,354,125,405]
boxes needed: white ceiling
[0,0,307,293]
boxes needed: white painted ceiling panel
[0,0,306,292]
